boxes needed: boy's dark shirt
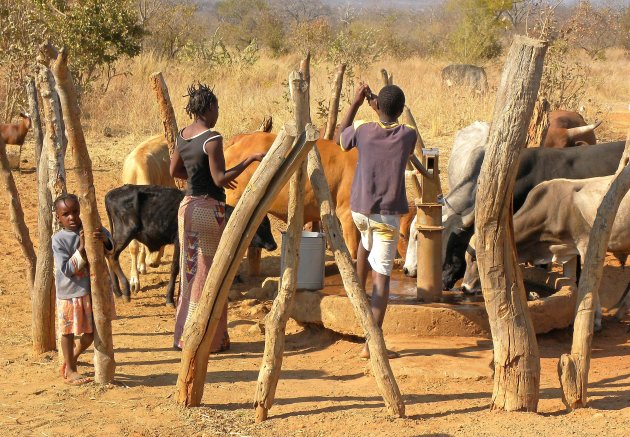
[340,120,417,215]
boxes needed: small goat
[1,113,32,145]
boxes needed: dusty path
[0,138,628,436]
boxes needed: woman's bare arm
[206,137,264,188]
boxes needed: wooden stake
[254,68,310,421]
[0,135,36,290]
[324,63,346,140]
[176,124,317,406]
[41,43,115,384]
[380,68,393,87]
[475,36,547,412]
[149,72,185,190]
[526,97,550,148]
[26,77,44,167]
[558,130,630,410]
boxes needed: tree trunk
[526,97,550,148]
[0,136,36,290]
[41,44,115,384]
[176,124,317,406]
[323,63,346,140]
[558,130,630,410]
[254,69,310,422]
[31,129,56,354]
[149,72,185,190]
[475,36,547,412]
[26,77,44,167]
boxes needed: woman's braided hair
[184,82,218,119]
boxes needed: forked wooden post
[176,124,317,406]
[324,63,346,140]
[254,66,311,422]
[380,68,393,87]
[149,72,185,190]
[42,43,116,383]
[30,64,65,354]
[475,36,547,412]
[558,130,630,410]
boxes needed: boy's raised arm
[335,84,370,146]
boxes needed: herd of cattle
[67,95,626,327]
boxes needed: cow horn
[461,209,475,228]
[566,121,602,139]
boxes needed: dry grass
[75,48,630,190]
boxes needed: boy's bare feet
[64,369,92,385]
[360,344,400,360]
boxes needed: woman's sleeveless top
[176,129,226,202]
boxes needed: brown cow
[543,110,600,148]
[224,132,415,259]
[0,112,31,145]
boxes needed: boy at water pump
[336,84,418,359]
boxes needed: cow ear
[461,210,475,228]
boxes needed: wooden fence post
[254,66,311,422]
[149,72,185,190]
[41,43,115,384]
[324,63,346,140]
[558,130,630,410]
[380,68,393,87]
[475,36,547,412]
[526,97,550,148]
[0,136,36,290]
[26,77,44,167]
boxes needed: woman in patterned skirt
[169,83,265,351]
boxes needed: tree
[622,6,630,52]
[562,1,622,60]
[215,0,285,52]
[444,0,509,63]
[40,0,144,92]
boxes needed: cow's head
[397,207,416,259]
[251,214,278,251]
[442,209,475,290]
[461,236,481,293]
[402,216,418,277]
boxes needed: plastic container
[280,231,325,290]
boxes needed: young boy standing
[336,84,417,359]
[52,193,114,384]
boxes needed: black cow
[442,140,626,290]
[105,184,277,306]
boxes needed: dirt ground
[1,136,629,436]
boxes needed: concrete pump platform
[290,265,578,338]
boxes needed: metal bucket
[280,231,325,290]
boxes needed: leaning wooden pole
[0,135,36,290]
[323,63,346,140]
[254,67,311,422]
[475,36,547,412]
[558,130,630,410]
[42,43,115,383]
[176,124,317,406]
[149,72,185,190]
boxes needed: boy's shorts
[57,294,94,336]
[351,211,400,276]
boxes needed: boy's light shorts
[351,211,400,276]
